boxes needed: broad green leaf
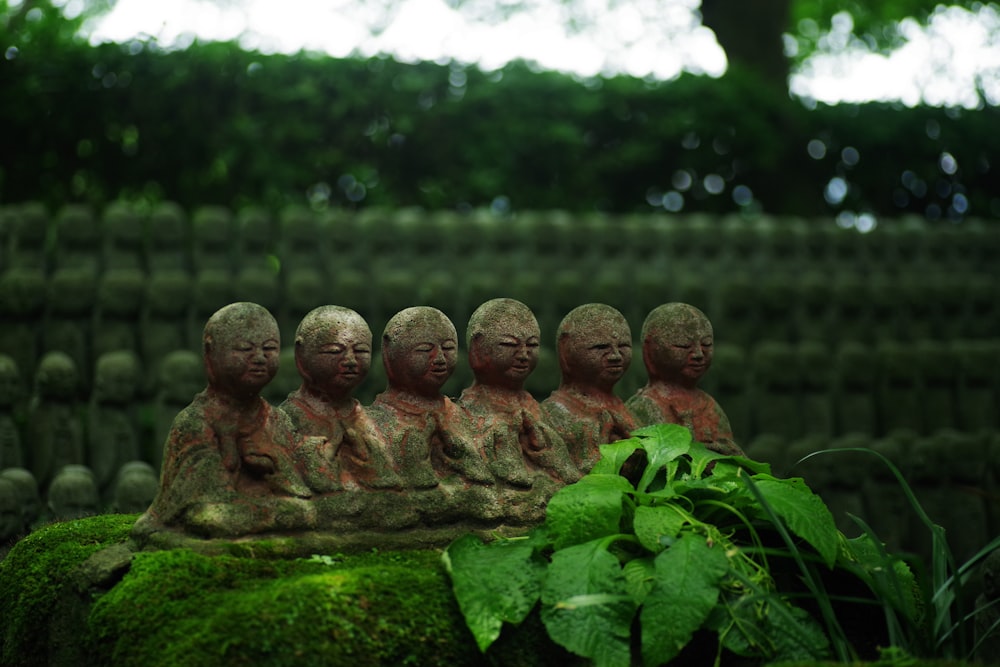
[687,441,729,478]
[590,437,643,476]
[750,474,840,567]
[622,557,655,604]
[541,539,637,667]
[640,532,730,667]
[546,474,633,550]
[443,533,545,652]
[840,532,920,622]
[632,424,692,491]
[760,599,831,662]
[633,504,691,553]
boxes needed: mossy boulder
[0,515,570,667]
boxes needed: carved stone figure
[0,355,25,470]
[0,467,41,531]
[627,303,745,457]
[43,267,98,389]
[46,464,100,522]
[86,350,142,501]
[27,351,85,492]
[133,302,314,540]
[0,267,47,382]
[541,303,636,473]
[150,350,205,469]
[281,306,402,492]
[458,298,580,490]
[0,476,25,559]
[366,307,496,524]
[112,461,159,514]
[140,269,193,395]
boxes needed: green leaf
[443,533,545,652]
[590,437,643,476]
[632,424,692,491]
[640,532,730,667]
[546,474,634,550]
[622,557,655,604]
[750,474,840,567]
[540,539,637,667]
[633,504,691,553]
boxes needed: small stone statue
[541,303,636,473]
[0,467,41,532]
[0,476,25,559]
[0,355,26,470]
[627,303,745,457]
[366,307,496,523]
[150,350,204,470]
[111,461,159,514]
[281,306,402,492]
[27,351,85,492]
[86,350,143,502]
[133,302,314,539]
[458,298,580,489]
[46,464,100,522]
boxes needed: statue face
[300,315,372,396]
[472,317,540,390]
[387,318,458,397]
[563,322,632,391]
[94,356,138,404]
[49,475,100,521]
[207,315,280,397]
[0,481,21,540]
[646,312,713,386]
[36,353,78,400]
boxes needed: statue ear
[294,345,311,384]
[468,335,487,372]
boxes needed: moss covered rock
[0,515,570,667]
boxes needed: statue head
[0,467,40,526]
[556,304,632,393]
[382,307,458,398]
[113,461,159,514]
[0,477,24,542]
[467,298,540,391]
[295,306,372,399]
[35,351,79,401]
[0,354,23,407]
[47,465,100,521]
[203,302,280,400]
[641,303,714,388]
[93,350,141,405]
[158,350,205,403]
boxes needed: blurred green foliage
[1,7,998,217]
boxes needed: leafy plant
[798,446,1000,663]
[444,423,919,667]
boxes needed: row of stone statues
[134,299,744,541]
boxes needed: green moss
[0,514,136,667]
[89,548,481,667]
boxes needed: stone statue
[366,306,496,524]
[541,303,636,473]
[112,461,159,514]
[0,476,25,559]
[150,350,204,470]
[627,303,745,457]
[0,467,41,532]
[281,306,402,492]
[133,302,314,539]
[0,355,25,470]
[46,464,100,522]
[86,350,143,502]
[458,298,580,490]
[27,351,85,492]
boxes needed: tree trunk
[699,0,792,89]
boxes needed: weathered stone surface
[541,303,636,473]
[627,302,744,457]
